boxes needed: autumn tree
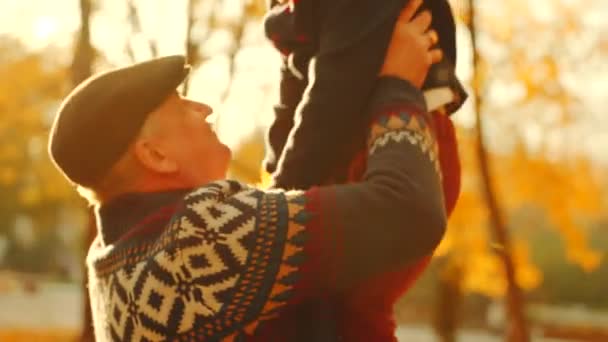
[431,0,606,340]
[0,38,84,275]
[69,0,97,341]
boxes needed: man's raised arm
[287,76,447,291]
[176,3,447,338]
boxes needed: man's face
[145,92,231,187]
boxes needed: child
[263,0,467,340]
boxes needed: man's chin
[216,145,232,180]
[221,144,232,164]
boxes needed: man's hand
[380,0,443,88]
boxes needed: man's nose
[199,103,213,116]
[186,99,213,116]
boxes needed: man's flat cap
[48,55,190,187]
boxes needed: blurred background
[0,0,606,341]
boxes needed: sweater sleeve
[283,77,445,293]
[179,77,445,340]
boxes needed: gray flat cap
[48,55,190,186]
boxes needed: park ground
[3,282,607,341]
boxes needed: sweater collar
[95,189,191,246]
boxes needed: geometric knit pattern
[86,106,438,341]
[88,180,310,341]
[369,109,441,177]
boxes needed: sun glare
[32,16,58,41]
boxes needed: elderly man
[48,1,445,340]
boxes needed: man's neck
[95,188,191,246]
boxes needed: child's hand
[380,0,443,88]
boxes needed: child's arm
[270,0,411,189]
[268,0,466,190]
[262,1,314,175]
[263,57,309,175]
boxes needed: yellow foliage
[19,185,42,207]
[451,239,541,298]
[228,131,266,184]
[495,149,604,271]
[435,189,488,258]
[245,0,268,18]
[461,251,506,298]
[0,329,78,342]
[437,124,604,297]
[0,41,84,240]
[512,239,543,291]
[259,168,273,189]
[0,167,17,186]
[0,144,20,162]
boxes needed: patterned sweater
[87,78,446,341]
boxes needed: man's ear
[132,138,179,174]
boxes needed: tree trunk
[70,0,96,340]
[433,263,463,342]
[183,0,247,130]
[183,0,199,96]
[71,0,94,87]
[79,213,97,342]
[467,1,530,341]
[125,0,158,62]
